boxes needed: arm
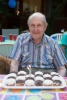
[61,45,66,56]
[53,41,67,77]
[9,35,23,72]
[10,35,22,59]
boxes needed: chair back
[50,33,63,40]
[0,44,13,57]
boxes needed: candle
[27,65,31,76]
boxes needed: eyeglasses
[30,24,44,29]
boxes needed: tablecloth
[0,40,15,45]
[0,75,67,100]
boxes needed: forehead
[30,17,44,25]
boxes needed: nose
[34,28,38,32]
[34,26,38,31]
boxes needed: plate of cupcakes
[2,71,66,89]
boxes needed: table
[0,40,15,45]
[0,75,67,100]
[0,40,15,57]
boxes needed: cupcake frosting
[35,76,44,81]
[43,79,53,86]
[6,78,16,86]
[25,79,35,86]
[35,71,43,76]
[43,74,51,78]
[51,72,59,76]
[52,76,61,81]
[17,71,27,75]
[26,74,34,79]
[16,76,26,81]
[8,73,16,78]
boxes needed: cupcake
[52,75,61,81]
[16,75,26,86]
[25,78,35,86]
[7,73,17,79]
[26,74,34,79]
[25,74,35,86]
[53,80,62,86]
[17,71,27,76]
[43,79,53,86]
[52,75,62,86]
[43,73,52,79]
[35,71,43,77]
[35,76,44,86]
[5,78,16,86]
[51,72,59,76]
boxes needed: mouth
[33,32,39,35]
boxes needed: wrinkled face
[29,17,47,41]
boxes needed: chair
[0,56,11,74]
[50,33,63,41]
[2,29,19,39]
[0,44,13,57]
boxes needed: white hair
[27,12,47,26]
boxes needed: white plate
[2,75,66,89]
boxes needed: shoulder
[44,34,56,45]
[17,32,30,41]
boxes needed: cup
[9,34,13,40]
[3,36,6,42]
[0,35,3,42]
[13,34,17,41]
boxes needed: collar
[29,33,47,46]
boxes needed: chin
[0,56,11,74]
[33,36,40,40]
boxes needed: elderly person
[10,12,67,76]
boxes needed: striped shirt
[10,32,67,69]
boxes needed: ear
[44,22,48,31]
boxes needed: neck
[33,38,42,45]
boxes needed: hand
[57,66,66,77]
[10,59,19,73]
